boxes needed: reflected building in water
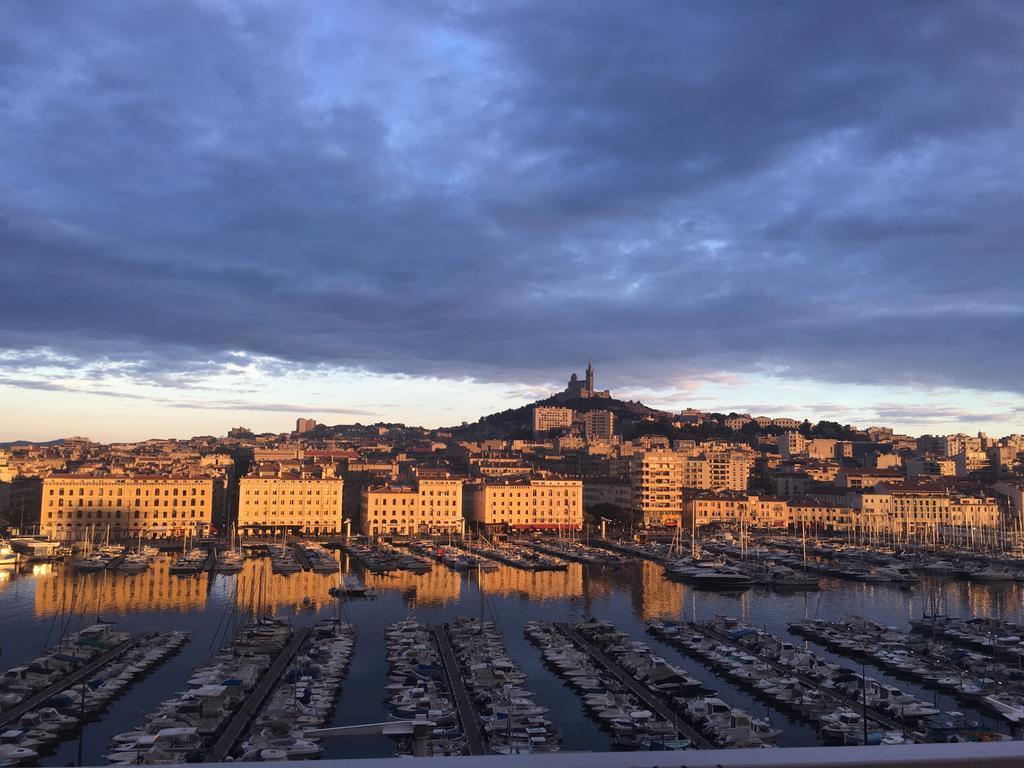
[233,557,340,614]
[635,560,687,620]
[479,562,584,600]
[34,557,209,617]
[363,563,463,606]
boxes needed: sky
[2,1,1024,442]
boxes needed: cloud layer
[2,1,1024,404]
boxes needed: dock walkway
[204,626,312,762]
[0,635,145,727]
[433,625,485,756]
[292,544,313,572]
[555,623,711,749]
[692,623,923,740]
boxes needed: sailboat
[215,525,245,573]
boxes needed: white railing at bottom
[106,741,1024,768]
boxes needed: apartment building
[41,473,216,540]
[532,406,574,435]
[582,476,631,511]
[772,418,802,430]
[788,498,857,533]
[295,417,317,433]
[629,449,683,527]
[779,431,807,459]
[857,483,1001,538]
[238,464,344,535]
[361,477,464,536]
[724,414,752,430]
[465,477,583,531]
[681,491,789,529]
[581,410,615,442]
[707,449,754,491]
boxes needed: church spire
[585,358,594,393]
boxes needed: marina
[0,534,1022,764]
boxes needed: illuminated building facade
[41,473,216,540]
[465,477,583,531]
[361,477,464,536]
[238,466,344,535]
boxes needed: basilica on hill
[554,359,611,401]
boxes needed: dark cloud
[2,1,1023,397]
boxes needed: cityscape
[1,361,1023,764]
[4,1,1024,767]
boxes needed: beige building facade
[42,474,216,540]
[682,491,789,529]
[582,410,615,442]
[630,450,684,527]
[465,478,583,531]
[532,406,574,435]
[238,470,344,535]
[362,477,464,536]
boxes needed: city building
[295,417,317,433]
[533,406,575,436]
[41,473,217,540]
[361,476,464,536]
[581,410,615,441]
[582,475,631,512]
[772,418,802,430]
[237,463,344,535]
[682,491,789,529]
[858,483,1001,540]
[465,477,583,531]
[629,449,684,527]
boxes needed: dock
[433,625,486,756]
[292,544,313,572]
[555,623,712,749]
[0,635,145,727]
[204,626,312,762]
[691,622,923,741]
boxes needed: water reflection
[18,553,1023,624]
[364,562,463,606]
[0,548,1021,764]
[34,557,209,616]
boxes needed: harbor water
[0,551,1021,763]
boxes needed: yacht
[689,567,754,590]
[0,732,39,766]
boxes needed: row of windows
[245,490,337,496]
[488,489,578,497]
[239,509,339,517]
[368,510,459,518]
[50,486,206,496]
[51,498,202,508]
[47,509,203,519]
[241,499,338,506]
[370,498,457,506]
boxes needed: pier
[433,625,486,756]
[691,622,923,740]
[204,626,312,762]
[555,623,712,749]
[0,635,144,727]
[292,544,313,572]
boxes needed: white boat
[0,744,39,766]
[0,543,17,567]
[116,554,150,573]
[981,693,1024,723]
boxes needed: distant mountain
[0,438,64,448]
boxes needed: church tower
[585,358,594,396]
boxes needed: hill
[444,394,667,441]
